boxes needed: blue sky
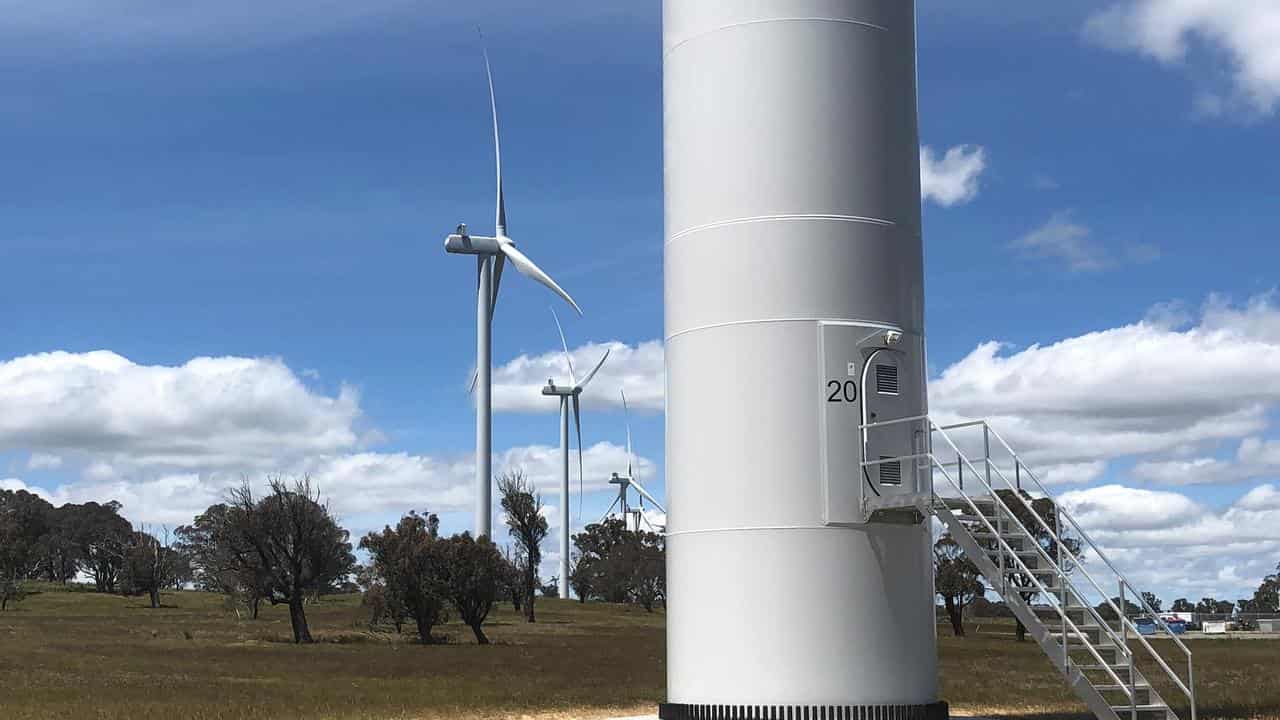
[3,1,1280,604]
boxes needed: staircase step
[974,536,1027,551]
[1048,626,1110,641]
[989,548,1042,558]
[1109,704,1169,719]
[1092,684,1150,691]
[1065,645,1122,663]
[1077,662,1130,671]
[970,529,1021,539]
[1096,685,1153,705]
[939,496,997,510]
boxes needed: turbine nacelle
[443,231,503,256]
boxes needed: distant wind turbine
[444,39,581,538]
[542,309,610,599]
[604,390,665,533]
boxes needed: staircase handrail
[927,423,1136,657]
[971,420,1196,717]
[927,456,1134,694]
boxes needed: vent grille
[876,364,899,395]
[879,457,902,485]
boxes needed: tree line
[0,488,189,610]
[0,470,667,645]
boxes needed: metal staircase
[865,417,1196,720]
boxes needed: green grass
[2,587,1278,719]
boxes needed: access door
[861,349,917,494]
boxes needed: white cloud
[920,145,987,207]
[1131,457,1236,485]
[1057,483,1280,602]
[492,340,664,413]
[1130,436,1280,486]
[0,350,361,474]
[0,349,659,534]
[1,477,36,493]
[1085,1,1280,117]
[1240,436,1280,467]
[1035,461,1107,487]
[497,441,656,497]
[931,293,1280,475]
[1061,484,1206,532]
[10,441,655,533]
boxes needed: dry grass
[3,587,1278,719]
[0,584,662,720]
[943,623,1280,720]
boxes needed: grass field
[2,585,1277,719]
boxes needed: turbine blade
[466,367,478,395]
[552,308,577,385]
[578,348,610,391]
[572,394,584,520]
[628,477,666,514]
[480,32,506,237]
[489,254,505,323]
[500,242,582,315]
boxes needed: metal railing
[940,420,1196,720]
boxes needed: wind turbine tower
[541,310,610,599]
[443,45,581,538]
[662,1,944,718]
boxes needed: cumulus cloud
[0,350,361,474]
[1130,435,1280,486]
[492,340,664,413]
[1131,457,1236,485]
[0,349,659,532]
[931,293,1280,475]
[10,440,655,532]
[1058,483,1280,600]
[920,145,987,207]
[1085,1,1280,117]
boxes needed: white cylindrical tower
[663,1,943,718]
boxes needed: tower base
[658,701,948,720]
